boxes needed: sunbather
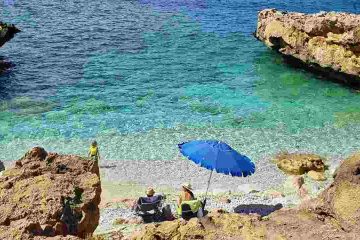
[177,183,204,219]
[177,183,195,206]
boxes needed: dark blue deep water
[0,0,360,161]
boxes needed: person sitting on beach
[88,140,100,162]
[177,183,203,219]
[177,183,195,206]
[133,187,164,210]
[133,187,167,222]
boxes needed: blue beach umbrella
[178,140,255,204]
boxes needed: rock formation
[0,22,20,72]
[273,152,326,175]
[0,22,20,48]
[0,147,101,239]
[310,152,360,232]
[255,9,360,87]
[133,152,360,239]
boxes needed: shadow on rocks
[234,203,283,216]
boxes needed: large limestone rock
[133,213,266,240]
[0,147,101,239]
[273,152,325,175]
[256,9,360,87]
[310,153,360,231]
[133,153,360,239]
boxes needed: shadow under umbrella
[234,203,283,217]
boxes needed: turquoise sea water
[0,0,360,162]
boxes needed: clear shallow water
[0,0,360,162]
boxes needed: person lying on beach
[88,140,100,162]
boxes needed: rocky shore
[132,152,360,239]
[1,147,359,239]
[256,9,360,88]
[0,147,101,239]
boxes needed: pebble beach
[1,0,360,238]
[95,152,336,234]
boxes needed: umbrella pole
[203,170,213,209]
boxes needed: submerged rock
[255,9,360,87]
[0,147,101,239]
[133,152,360,239]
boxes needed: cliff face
[0,22,20,48]
[255,9,360,87]
[134,152,360,240]
[313,153,360,232]
[0,147,101,239]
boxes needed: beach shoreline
[94,153,337,235]
[0,149,339,236]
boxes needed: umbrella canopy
[178,140,255,177]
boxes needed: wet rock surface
[133,153,360,240]
[0,22,20,48]
[0,22,20,72]
[256,9,360,87]
[0,147,101,239]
